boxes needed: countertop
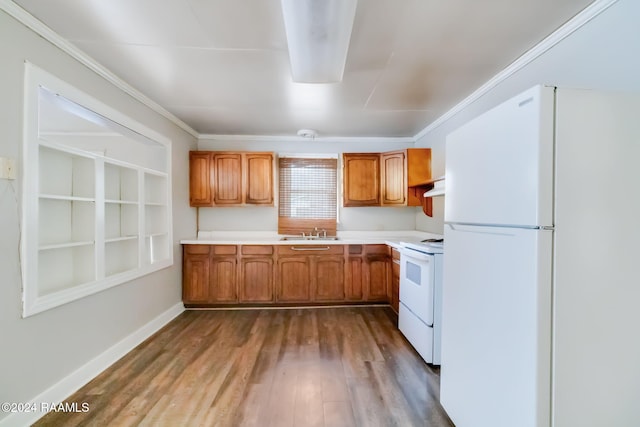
[180,230,443,249]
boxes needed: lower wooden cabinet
[345,256,364,300]
[315,255,345,301]
[183,243,390,307]
[239,245,274,303]
[277,257,312,302]
[183,245,238,305]
[183,245,211,303]
[210,256,237,302]
[363,245,391,302]
[276,245,345,302]
[240,257,274,302]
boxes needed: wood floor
[35,307,454,427]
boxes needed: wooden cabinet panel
[240,257,274,302]
[343,154,380,206]
[381,151,406,206]
[366,255,389,301]
[364,245,390,302]
[210,257,238,302]
[277,257,312,302]
[213,153,243,205]
[189,152,212,206]
[241,245,274,255]
[315,256,345,301]
[345,256,364,300]
[245,153,273,205]
[189,151,274,207]
[184,243,392,307]
[277,245,344,256]
[391,248,400,314]
[183,252,210,303]
[342,149,431,208]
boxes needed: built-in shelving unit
[22,64,172,317]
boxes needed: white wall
[0,9,196,423]
[196,138,421,233]
[414,0,640,234]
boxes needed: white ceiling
[13,0,594,138]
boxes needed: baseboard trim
[0,302,185,427]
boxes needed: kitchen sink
[279,236,340,241]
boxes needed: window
[21,63,172,317]
[278,157,338,235]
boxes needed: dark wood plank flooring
[35,307,454,426]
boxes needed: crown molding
[1,0,199,139]
[199,133,416,144]
[413,0,620,141]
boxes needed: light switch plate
[0,157,16,180]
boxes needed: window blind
[278,157,337,234]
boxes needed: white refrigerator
[440,85,640,427]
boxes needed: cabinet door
[277,257,311,302]
[210,257,238,302]
[189,152,212,206]
[343,153,380,206]
[213,153,243,205]
[381,151,406,206]
[240,257,274,302]
[364,245,390,302]
[366,255,390,301]
[183,246,211,304]
[245,153,273,205]
[183,254,210,303]
[314,255,345,301]
[345,245,364,300]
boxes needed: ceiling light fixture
[281,0,358,83]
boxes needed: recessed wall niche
[21,64,173,317]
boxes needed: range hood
[423,176,445,197]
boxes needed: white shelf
[39,194,95,202]
[39,240,95,251]
[105,199,138,205]
[22,72,173,317]
[105,235,138,243]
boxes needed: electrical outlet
[0,157,16,180]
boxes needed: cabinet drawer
[212,245,237,255]
[184,245,211,255]
[277,245,344,256]
[364,244,389,255]
[348,244,363,255]
[241,245,274,255]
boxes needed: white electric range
[398,239,444,365]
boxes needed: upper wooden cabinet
[189,152,213,206]
[189,151,274,207]
[212,152,243,205]
[245,153,274,205]
[343,148,431,207]
[343,153,380,207]
[380,151,406,206]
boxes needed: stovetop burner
[401,239,444,254]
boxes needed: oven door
[399,247,435,325]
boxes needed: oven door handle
[400,248,433,262]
